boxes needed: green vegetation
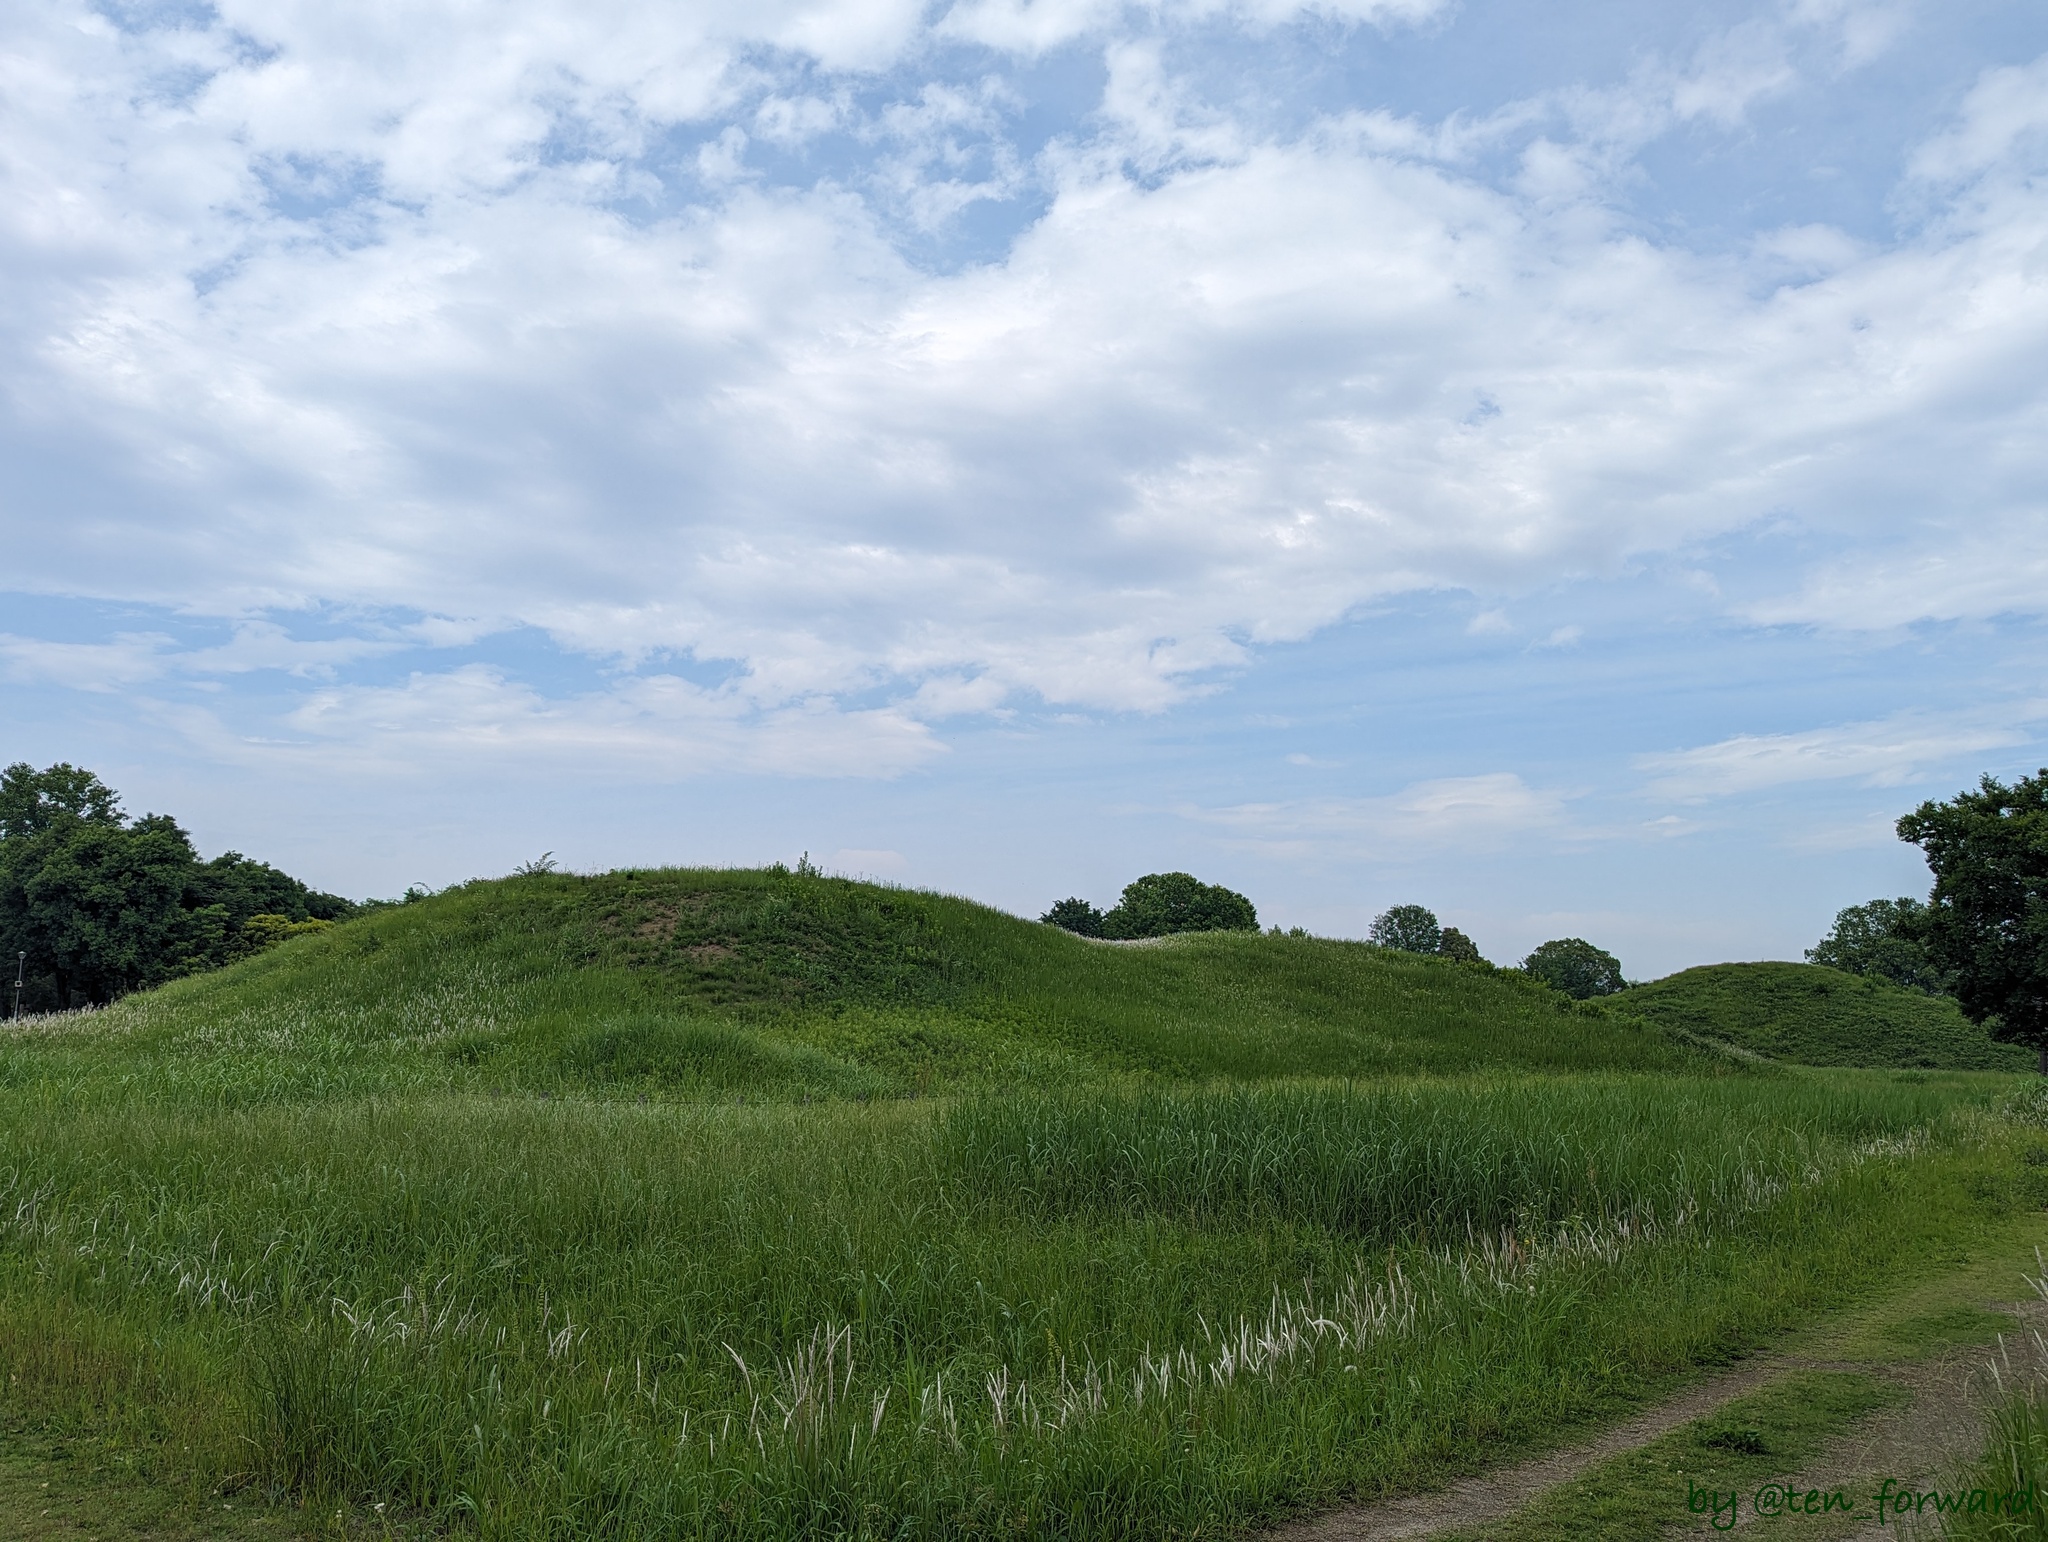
[1043,871,1258,940]
[1442,1371,1899,1542]
[0,867,1709,1106]
[0,762,354,1011]
[1946,1378,2048,1539]
[1617,961,2031,1070]
[1899,768,2048,1073]
[1808,896,1949,994]
[1520,937,1626,1000]
[2,863,2043,1539]
[1369,903,1442,954]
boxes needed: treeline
[1042,878,1628,999]
[1805,768,2048,1070]
[0,763,355,1012]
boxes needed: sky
[2,0,2046,977]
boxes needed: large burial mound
[1617,961,2028,1071]
[27,867,1725,1101]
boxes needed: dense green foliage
[1437,926,1484,964]
[1805,896,1948,994]
[1369,903,1441,954]
[1521,937,1626,999]
[0,762,354,1010]
[1617,962,2030,1070]
[1040,896,1104,937]
[1096,871,1257,939]
[1898,769,2048,1066]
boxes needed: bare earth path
[1269,1260,2048,1542]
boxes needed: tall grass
[0,1072,2028,1539]
[939,1078,1948,1237]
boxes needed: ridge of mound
[1616,961,2027,1071]
[15,868,1728,1101]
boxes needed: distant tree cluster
[0,762,356,1012]
[1365,902,1625,998]
[1366,904,1487,970]
[1042,872,1258,940]
[1519,937,1625,999]
[1806,897,1948,994]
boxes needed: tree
[1805,898,1947,993]
[1897,769,2048,1073]
[0,762,356,1011]
[1521,938,1624,999]
[1098,873,1257,939]
[1438,926,1485,965]
[1042,897,1105,937]
[1369,905,1441,954]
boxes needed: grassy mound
[8,866,1718,1103]
[1616,961,2029,1070]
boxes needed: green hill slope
[1616,961,2028,1070]
[8,867,1720,1101]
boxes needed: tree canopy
[1097,873,1257,940]
[1369,905,1441,954]
[1437,926,1485,965]
[1040,896,1104,937]
[1897,768,2048,1072]
[1521,937,1625,999]
[0,762,355,1012]
[1805,897,1948,994]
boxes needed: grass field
[1,869,2041,1539]
[1617,961,2027,1071]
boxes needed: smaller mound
[1618,962,2028,1070]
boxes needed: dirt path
[1268,1296,2048,1542]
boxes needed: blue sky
[3,0,2046,976]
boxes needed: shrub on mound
[1522,938,1626,999]
[1041,897,1105,937]
[1099,873,1258,939]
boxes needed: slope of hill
[8,866,1722,1101]
[1615,961,2028,1070]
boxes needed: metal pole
[11,952,22,1021]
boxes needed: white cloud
[2,2,2047,770]
[1635,703,2048,801]
[268,665,942,777]
[1193,772,1572,856]
[0,633,173,691]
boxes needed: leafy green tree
[1099,873,1257,939]
[1805,897,1947,993]
[1897,769,2048,1073]
[1369,905,1441,954]
[1438,926,1485,965]
[1041,897,1105,937]
[1521,937,1625,999]
[0,762,355,1011]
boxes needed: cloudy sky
[3,0,2046,975]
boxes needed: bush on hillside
[1806,897,1948,994]
[1369,905,1441,954]
[1521,937,1625,999]
[1042,897,1105,937]
[1099,873,1257,939]
[1438,926,1486,965]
